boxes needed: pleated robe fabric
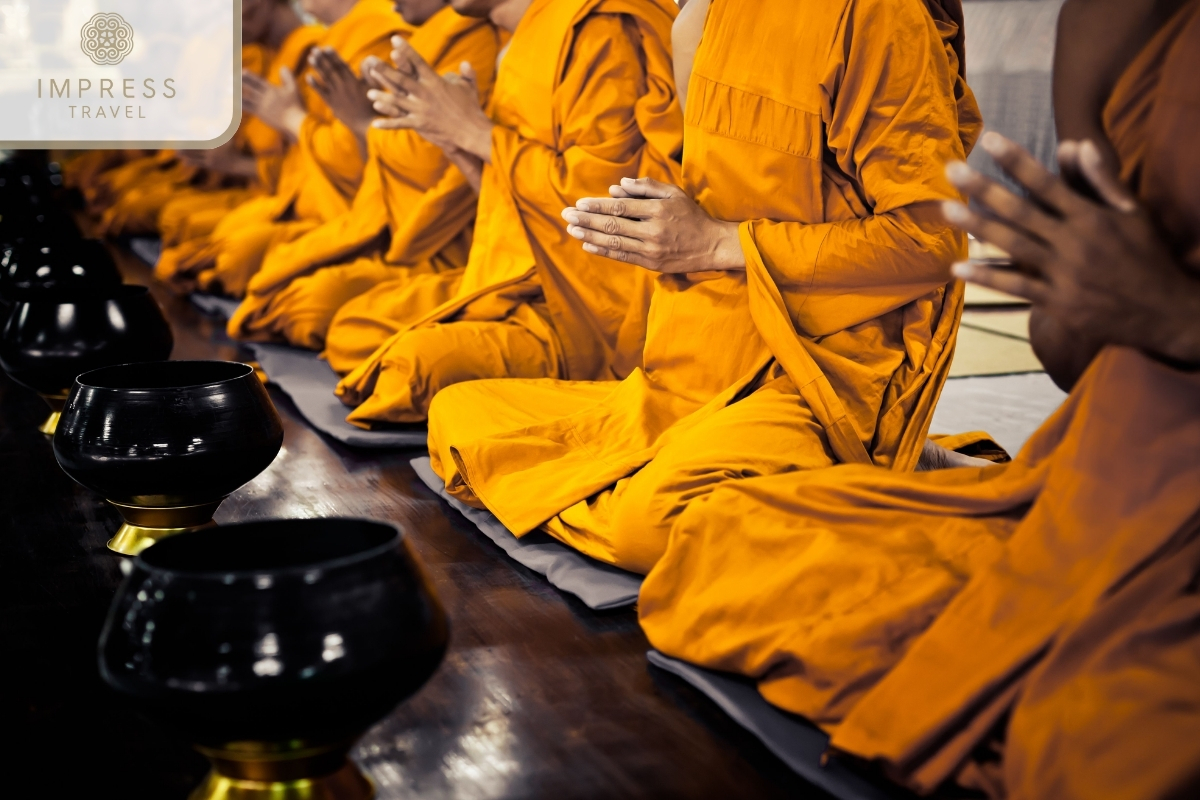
[641,4,1200,798]
[225,8,501,350]
[154,24,326,249]
[154,0,412,297]
[424,0,981,575]
[327,0,684,412]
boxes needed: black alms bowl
[53,361,283,508]
[98,519,449,795]
[0,284,173,398]
[1,238,122,297]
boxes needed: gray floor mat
[411,456,642,610]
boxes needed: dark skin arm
[943,132,1200,388]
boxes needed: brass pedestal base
[106,499,225,555]
[38,394,68,436]
[191,742,374,800]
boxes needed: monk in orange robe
[82,1,315,239]
[154,0,412,297]
[225,1,500,350]
[325,0,683,405]
[639,1,1200,797]
[423,0,980,575]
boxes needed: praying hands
[943,132,1200,372]
[305,47,376,154]
[368,37,492,160]
[561,177,745,273]
[242,67,307,142]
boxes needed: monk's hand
[942,132,1200,366]
[304,47,375,143]
[562,177,745,273]
[368,38,492,160]
[242,67,306,141]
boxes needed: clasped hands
[942,131,1200,367]
[562,177,745,273]
[365,37,492,163]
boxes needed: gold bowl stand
[107,499,225,556]
[38,393,69,436]
[191,741,374,800]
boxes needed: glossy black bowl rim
[131,518,404,580]
[75,360,254,392]
[3,283,144,303]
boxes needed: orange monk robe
[155,24,325,249]
[60,149,149,210]
[640,348,1200,796]
[640,5,1200,798]
[423,0,982,574]
[225,8,500,350]
[155,0,413,297]
[327,0,683,401]
[87,42,284,238]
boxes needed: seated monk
[423,0,981,574]
[154,0,413,297]
[225,0,500,351]
[84,0,316,238]
[638,1,1200,797]
[324,0,683,405]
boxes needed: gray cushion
[247,342,426,449]
[411,456,643,610]
[647,651,903,800]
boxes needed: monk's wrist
[712,220,746,271]
[282,107,307,140]
[461,119,494,164]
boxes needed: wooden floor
[0,250,835,798]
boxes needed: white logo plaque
[0,0,240,148]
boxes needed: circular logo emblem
[80,13,135,66]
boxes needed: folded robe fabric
[425,0,982,575]
[411,457,642,610]
[330,0,685,419]
[226,7,501,350]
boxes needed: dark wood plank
[0,245,831,799]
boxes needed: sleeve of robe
[742,0,970,337]
[490,13,666,228]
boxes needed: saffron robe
[154,0,412,296]
[225,7,500,350]
[154,24,326,249]
[640,4,1200,798]
[425,0,981,574]
[327,0,683,409]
